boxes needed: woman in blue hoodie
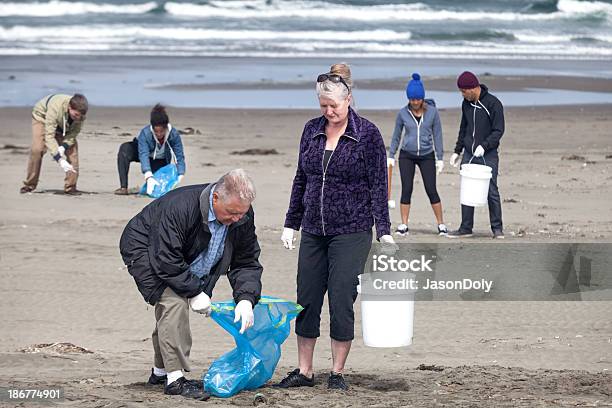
[115,104,186,195]
[388,73,447,236]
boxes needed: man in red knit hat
[448,71,506,239]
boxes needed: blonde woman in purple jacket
[277,63,394,391]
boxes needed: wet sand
[155,75,612,93]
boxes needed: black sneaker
[446,229,473,238]
[274,368,315,388]
[395,224,409,237]
[437,223,448,235]
[147,369,166,386]
[164,377,209,400]
[492,230,505,239]
[327,372,348,391]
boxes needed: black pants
[459,151,503,233]
[398,150,440,204]
[295,230,372,342]
[117,138,167,188]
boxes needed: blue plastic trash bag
[139,163,179,198]
[203,296,302,398]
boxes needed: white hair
[215,168,256,203]
[315,80,350,103]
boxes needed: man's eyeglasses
[317,73,350,92]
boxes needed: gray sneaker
[492,230,505,239]
[446,230,473,238]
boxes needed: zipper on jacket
[469,100,490,155]
[472,106,476,154]
[317,130,358,236]
[321,143,336,236]
[408,109,422,156]
[470,103,480,155]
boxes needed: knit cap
[406,73,425,100]
[457,71,480,89]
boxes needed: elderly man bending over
[119,169,263,400]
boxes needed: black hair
[150,103,169,127]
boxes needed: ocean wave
[513,31,612,43]
[282,40,612,57]
[414,30,517,42]
[0,25,411,41]
[557,0,612,14]
[164,0,611,22]
[0,1,158,17]
[2,39,611,59]
[2,0,610,21]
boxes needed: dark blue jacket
[137,125,186,175]
[284,107,391,240]
[454,84,505,155]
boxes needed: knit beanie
[457,71,480,89]
[405,73,425,100]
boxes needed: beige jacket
[32,94,84,158]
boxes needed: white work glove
[58,158,75,173]
[189,292,211,316]
[380,235,395,244]
[380,234,399,255]
[234,300,254,334]
[473,145,485,158]
[145,175,160,195]
[57,145,66,157]
[450,153,460,168]
[388,199,396,209]
[177,174,184,183]
[435,160,444,175]
[281,227,296,250]
[387,158,395,167]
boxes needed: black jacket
[454,84,505,155]
[119,183,263,306]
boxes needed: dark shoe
[147,369,166,386]
[437,223,448,235]
[274,368,315,388]
[64,189,82,196]
[20,185,34,194]
[114,187,128,195]
[492,230,505,239]
[395,223,409,237]
[446,229,473,238]
[327,372,348,391]
[164,377,209,400]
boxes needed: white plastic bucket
[460,163,492,207]
[361,299,414,347]
[358,274,415,347]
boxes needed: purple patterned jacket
[284,107,391,239]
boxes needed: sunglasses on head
[317,73,350,92]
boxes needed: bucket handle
[468,154,487,166]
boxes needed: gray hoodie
[388,99,443,160]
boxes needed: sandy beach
[1,98,611,407]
